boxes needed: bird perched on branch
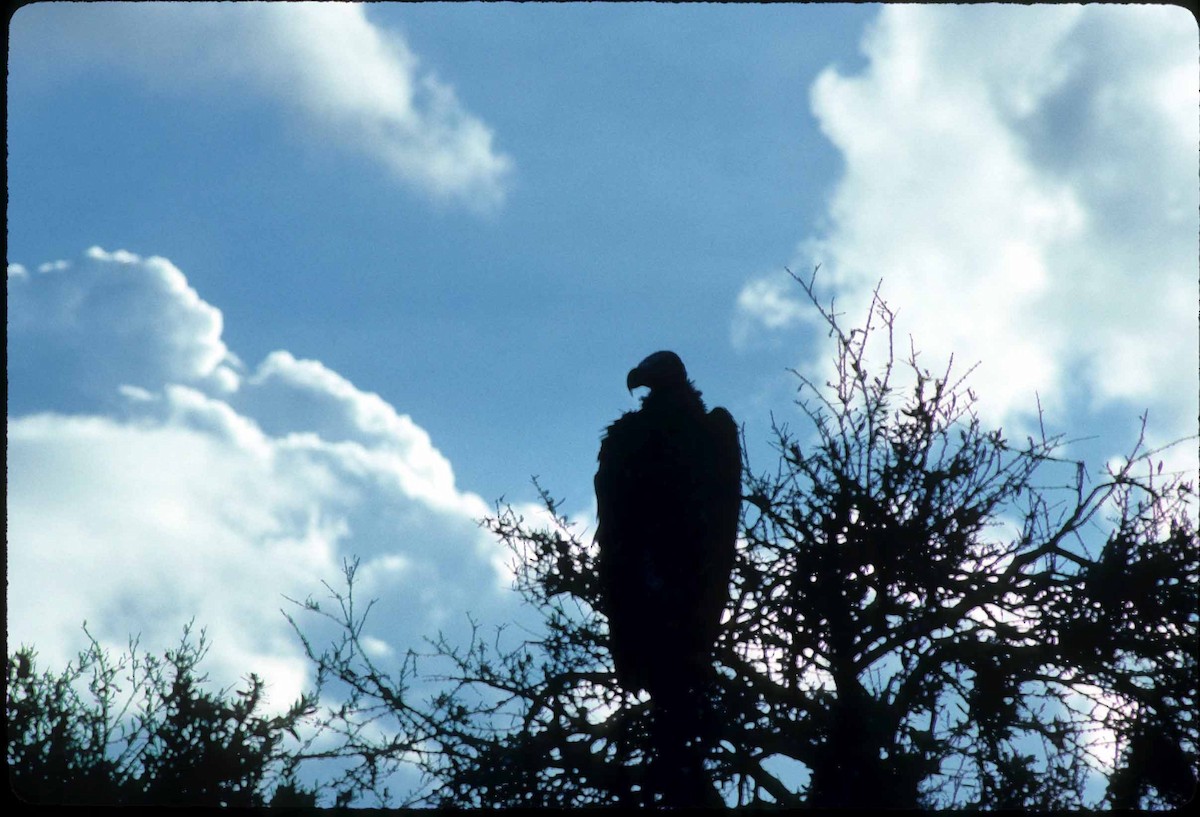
[594,350,741,805]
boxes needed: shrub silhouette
[286,272,1196,808]
[11,273,1192,808]
[6,623,317,806]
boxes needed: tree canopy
[284,273,1197,808]
[9,274,1195,808]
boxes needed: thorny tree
[6,623,317,806]
[286,272,1196,808]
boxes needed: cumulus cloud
[734,5,1198,460]
[7,247,240,414]
[6,248,525,708]
[11,2,512,210]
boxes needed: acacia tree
[287,273,1196,808]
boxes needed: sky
[7,1,1198,800]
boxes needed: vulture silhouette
[594,351,741,805]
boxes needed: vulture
[594,350,741,703]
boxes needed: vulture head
[627,350,688,394]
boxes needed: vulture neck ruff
[637,379,706,417]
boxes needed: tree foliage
[284,274,1195,807]
[14,275,1193,807]
[6,623,318,806]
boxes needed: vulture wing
[595,401,741,696]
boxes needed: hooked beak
[626,366,645,394]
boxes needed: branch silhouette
[277,271,1195,808]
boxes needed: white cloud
[7,247,240,410]
[6,248,524,710]
[735,5,1198,461]
[7,412,334,708]
[11,2,512,210]
[732,274,821,350]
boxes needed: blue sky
[7,2,1198,802]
